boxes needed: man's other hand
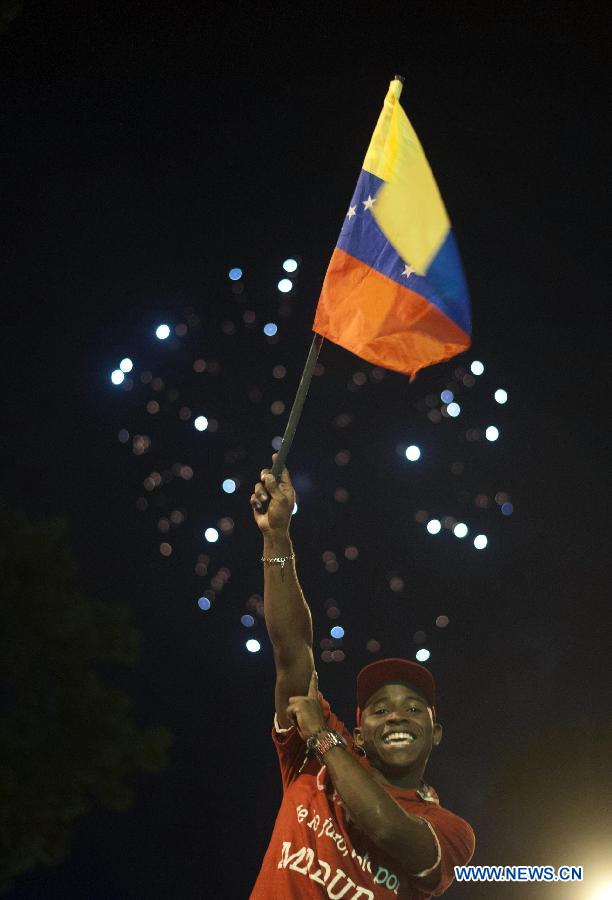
[285,670,326,740]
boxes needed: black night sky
[1,3,610,898]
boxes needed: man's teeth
[383,732,415,745]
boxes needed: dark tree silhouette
[0,506,172,893]
[0,0,22,35]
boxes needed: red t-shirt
[251,696,475,899]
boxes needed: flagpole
[270,332,324,479]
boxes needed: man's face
[353,682,442,777]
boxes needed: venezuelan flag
[313,78,471,379]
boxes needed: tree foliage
[0,0,22,36]
[0,506,172,892]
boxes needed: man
[250,459,475,899]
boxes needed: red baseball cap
[356,658,436,725]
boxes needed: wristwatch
[306,729,347,763]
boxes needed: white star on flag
[346,205,357,219]
[402,264,415,278]
[362,195,376,211]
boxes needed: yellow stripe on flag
[362,79,450,274]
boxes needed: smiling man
[250,460,475,899]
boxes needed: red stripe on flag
[313,248,470,378]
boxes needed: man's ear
[432,722,443,747]
[352,727,364,748]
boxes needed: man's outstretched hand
[250,454,296,536]
[286,669,326,740]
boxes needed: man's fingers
[266,453,293,488]
[269,455,294,491]
[287,696,306,709]
[252,481,269,503]
[287,671,319,703]
[250,493,263,512]
[270,454,290,478]
[262,471,286,500]
[308,668,319,698]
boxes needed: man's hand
[250,454,296,536]
[286,669,326,740]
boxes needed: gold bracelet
[261,553,295,572]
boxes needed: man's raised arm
[251,457,314,728]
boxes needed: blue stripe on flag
[426,231,471,334]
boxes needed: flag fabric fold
[313,78,471,379]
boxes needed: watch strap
[306,729,346,763]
